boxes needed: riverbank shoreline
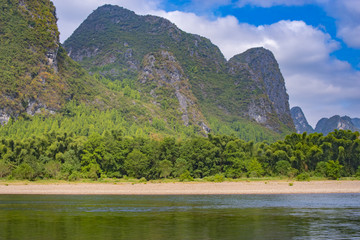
[0,180,359,195]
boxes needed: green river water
[0,194,359,239]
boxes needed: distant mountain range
[291,107,360,135]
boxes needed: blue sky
[52,0,360,127]
[160,0,360,70]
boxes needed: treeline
[0,129,359,181]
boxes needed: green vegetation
[1,2,358,183]
[0,0,116,119]
[0,116,359,181]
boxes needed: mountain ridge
[63,4,295,138]
[291,106,359,135]
[315,115,359,135]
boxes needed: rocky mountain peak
[315,115,359,135]
[290,107,314,134]
[228,47,294,131]
[63,5,296,139]
[90,5,137,21]
[236,48,290,119]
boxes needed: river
[0,194,359,239]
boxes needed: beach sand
[0,180,359,195]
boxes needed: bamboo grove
[0,126,359,181]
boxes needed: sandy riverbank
[0,180,359,195]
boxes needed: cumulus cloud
[325,0,360,48]
[236,0,317,7]
[52,0,360,126]
[234,0,360,49]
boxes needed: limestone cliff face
[290,107,314,134]
[228,48,295,131]
[0,0,61,123]
[139,51,209,133]
[64,4,296,136]
[315,115,359,135]
[0,0,105,124]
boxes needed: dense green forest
[1,112,359,181]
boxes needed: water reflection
[0,194,359,239]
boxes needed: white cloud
[235,0,330,7]
[234,0,360,49]
[325,0,360,48]
[52,0,360,127]
[236,0,332,7]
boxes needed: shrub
[0,161,12,178]
[68,171,81,181]
[179,170,194,182]
[275,160,297,178]
[275,160,291,176]
[315,161,327,177]
[213,173,225,182]
[159,160,172,179]
[139,177,147,183]
[84,163,102,180]
[356,166,360,179]
[124,149,149,179]
[326,160,343,180]
[246,158,264,178]
[173,158,188,177]
[12,163,35,180]
[296,172,310,181]
[44,160,61,179]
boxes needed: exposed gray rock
[46,47,58,71]
[201,122,211,134]
[25,99,55,116]
[247,98,272,125]
[67,47,100,62]
[0,109,11,125]
[315,115,359,135]
[139,50,209,131]
[236,47,292,125]
[291,106,314,134]
[228,47,295,131]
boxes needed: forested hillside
[64,5,295,138]
[0,0,293,141]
